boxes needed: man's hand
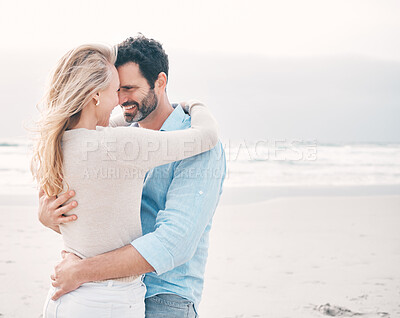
[38,189,78,233]
[50,250,84,300]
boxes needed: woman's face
[96,65,120,127]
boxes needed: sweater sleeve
[102,101,219,171]
[109,112,130,128]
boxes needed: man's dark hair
[115,34,169,89]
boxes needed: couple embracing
[32,35,226,318]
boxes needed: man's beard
[122,89,158,123]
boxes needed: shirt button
[199,190,204,195]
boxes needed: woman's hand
[179,101,190,114]
[179,100,203,115]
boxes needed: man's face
[117,62,158,123]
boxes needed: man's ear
[155,72,167,92]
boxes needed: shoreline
[1,184,400,207]
[220,184,400,205]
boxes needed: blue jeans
[145,294,198,318]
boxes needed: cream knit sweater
[59,102,217,281]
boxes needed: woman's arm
[106,100,219,171]
[109,112,130,127]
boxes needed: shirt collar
[130,104,188,131]
[160,104,188,131]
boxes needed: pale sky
[1,0,399,60]
[0,0,399,142]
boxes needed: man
[38,35,226,317]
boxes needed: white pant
[43,278,146,318]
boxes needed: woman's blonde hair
[31,44,117,196]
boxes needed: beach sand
[201,193,400,318]
[0,191,399,317]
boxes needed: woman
[31,44,218,317]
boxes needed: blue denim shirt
[130,105,226,311]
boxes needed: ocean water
[224,140,400,188]
[1,138,400,196]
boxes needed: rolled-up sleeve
[131,142,226,275]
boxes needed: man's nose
[118,92,127,106]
